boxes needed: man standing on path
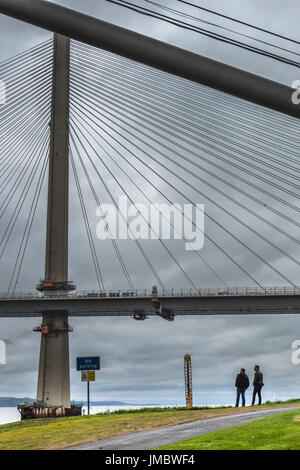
[235,368,249,407]
[252,365,264,405]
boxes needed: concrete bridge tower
[36,34,73,409]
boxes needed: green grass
[0,400,299,450]
[106,405,232,414]
[156,409,300,450]
[0,406,241,450]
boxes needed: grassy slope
[156,408,300,450]
[0,401,299,450]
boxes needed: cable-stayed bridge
[0,0,300,413]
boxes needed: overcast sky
[0,0,300,407]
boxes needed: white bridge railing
[0,285,300,300]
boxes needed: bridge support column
[37,312,71,407]
[36,34,72,409]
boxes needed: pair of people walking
[235,365,264,407]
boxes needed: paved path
[68,406,300,450]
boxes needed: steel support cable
[71,103,300,277]
[0,113,49,198]
[70,89,300,227]
[71,55,300,165]
[71,72,300,191]
[1,49,51,84]
[1,54,52,95]
[73,54,298,154]
[73,82,300,203]
[0,79,52,130]
[70,120,197,289]
[1,80,51,130]
[73,41,300,138]
[0,116,48,198]
[1,70,52,112]
[69,126,166,290]
[0,119,48,218]
[0,109,51,183]
[72,67,300,179]
[0,126,49,258]
[70,127,167,290]
[0,39,52,72]
[104,0,300,69]
[0,87,51,156]
[71,102,300,250]
[71,101,298,270]
[0,53,51,88]
[71,58,299,164]
[69,135,135,291]
[0,112,50,196]
[144,0,300,58]
[1,60,52,105]
[0,98,51,173]
[8,139,49,294]
[0,67,52,120]
[8,144,48,292]
[10,155,48,294]
[70,90,300,228]
[71,107,300,252]
[0,84,51,141]
[70,102,263,288]
[71,54,300,163]
[70,114,229,288]
[176,1,300,46]
[1,112,44,175]
[0,84,51,153]
[0,122,49,221]
[0,88,51,153]
[71,80,300,204]
[69,143,135,292]
[1,44,52,72]
[69,146,105,291]
[73,47,300,145]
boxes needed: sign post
[87,380,89,415]
[77,357,100,416]
[81,370,95,415]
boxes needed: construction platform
[17,401,82,419]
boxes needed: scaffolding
[184,354,193,407]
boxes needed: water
[0,405,161,425]
[0,407,20,425]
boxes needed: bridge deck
[0,287,300,317]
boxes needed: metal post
[184,354,193,408]
[87,381,90,415]
[36,34,71,409]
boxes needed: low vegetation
[156,408,300,450]
[0,400,299,450]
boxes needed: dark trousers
[236,387,246,407]
[252,384,262,405]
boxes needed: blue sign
[76,356,100,371]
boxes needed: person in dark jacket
[235,368,249,407]
[251,365,264,405]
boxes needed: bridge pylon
[35,34,74,410]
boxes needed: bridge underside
[1,294,300,317]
